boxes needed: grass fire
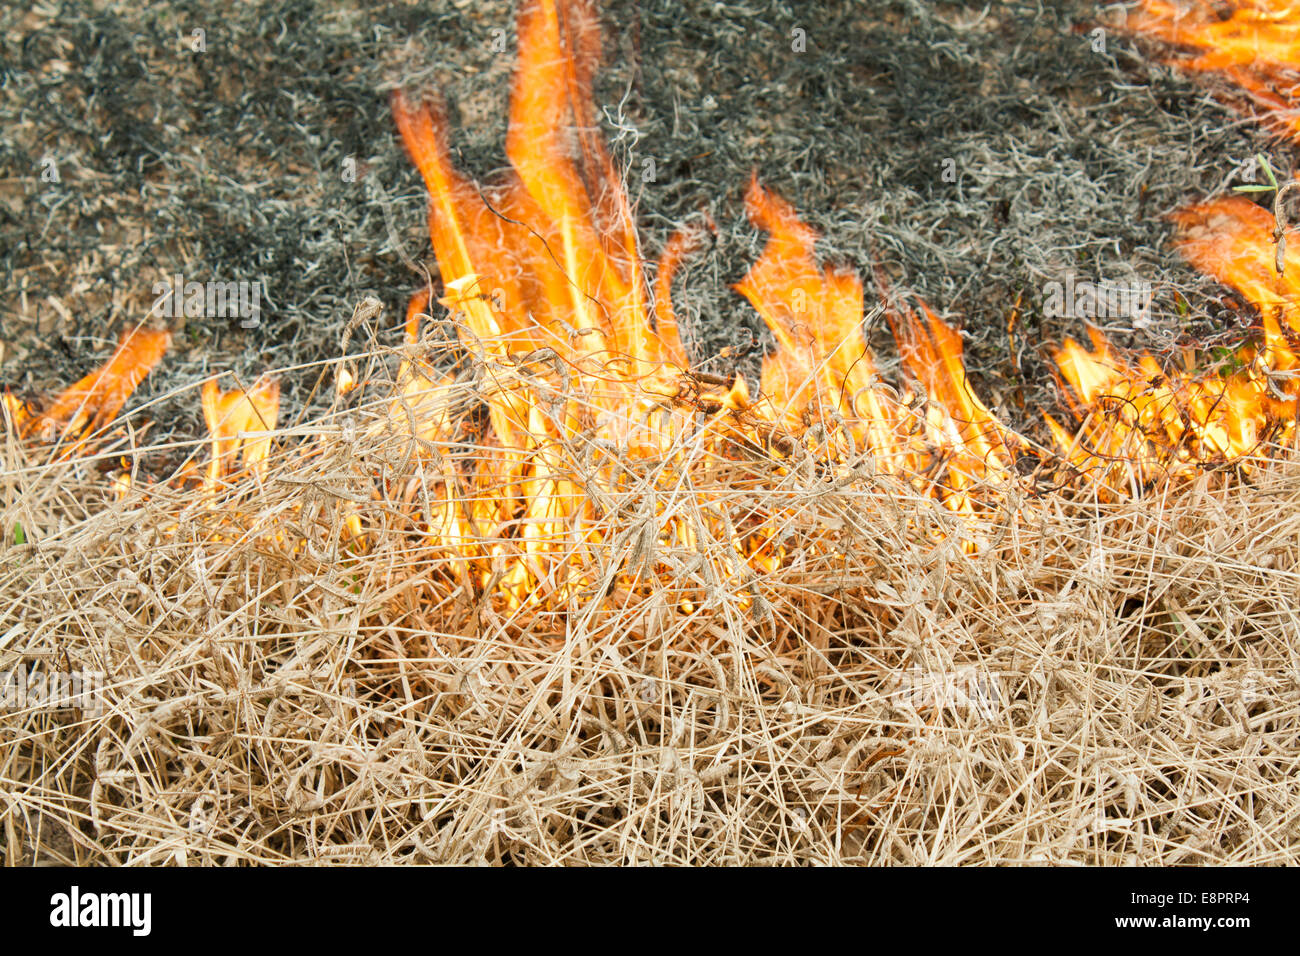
[1,0,1298,868]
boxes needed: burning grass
[1127,0,1300,143]
[2,345,1299,865]
[2,0,1300,865]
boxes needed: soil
[0,0,1280,447]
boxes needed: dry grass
[2,336,1299,866]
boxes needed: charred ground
[0,0,1279,444]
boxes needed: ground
[0,0,1275,432]
[1,1,1297,866]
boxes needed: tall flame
[389,0,1028,598]
[734,175,1016,507]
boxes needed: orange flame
[5,328,170,456]
[1128,1,1300,140]
[387,0,1025,599]
[11,0,1299,604]
[1044,193,1300,487]
[734,176,1016,507]
[1047,3,1300,486]
[381,0,1300,600]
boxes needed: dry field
[2,357,1298,864]
[2,0,1299,866]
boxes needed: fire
[1044,195,1300,489]
[733,179,1020,512]
[387,0,1028,597]
[3,328,169,458]
[1044,1,1300,488]
[1127,1,1300,140]
[9,0,1300,606]
[201,378,281,488]
[381,0,1300,568]
[1046,327,1282,491]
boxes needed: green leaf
[1259,153,1279,191]
[1234,156,1280,195]
[13,524,25,545]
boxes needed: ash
[0,0,1273,448]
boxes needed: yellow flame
[201,378,281,489]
